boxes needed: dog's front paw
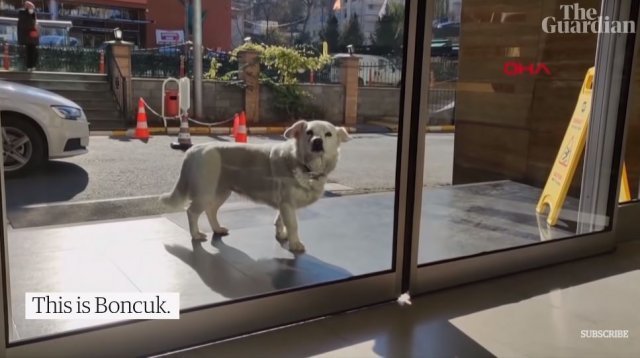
[275,229,288,242]
[214,227,229,236]
[191,232,207,241]
[288,241,306,253]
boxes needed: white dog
[160,120,351,253]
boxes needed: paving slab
[6,181,583,342]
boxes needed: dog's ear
[284,120,307,139]
[336,127,352,143]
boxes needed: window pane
[619,33,640,204]
[420,0,616,265]
[1,0,407,343]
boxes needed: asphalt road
[5,133,453,226]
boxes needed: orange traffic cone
[235,111,247,143]
[135,98,150,141]
[232,112,239,138]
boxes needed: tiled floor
[7,181,581,342]
[164,240,640,358]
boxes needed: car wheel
[1,115,46,178]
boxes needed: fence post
[99,50,105,74]
[238,49,260,123]
[337,55,360,126]
[3,43,9,71]
[179,55,186,77]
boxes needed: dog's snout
[311,137,324,151]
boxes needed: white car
[0,80,89,177]
[330,53,402,87]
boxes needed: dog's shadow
[164,237,352,299]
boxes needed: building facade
[0,0,231,49]
[230,0,250,48]
[306,0,334,42]
[306,0,405,45]
[333,0,391,43]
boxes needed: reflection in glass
[419,0,613,264]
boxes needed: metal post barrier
[99,50,105,74]
[3,43,9,71]
[179,55,186,78]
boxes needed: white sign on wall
[155,29,184,45]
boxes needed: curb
[91,126,359,137]
[364,120,455,134]
[426,125,455,133]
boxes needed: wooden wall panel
[453,123,530,184]
[455,92,532,128]
[453,0,603,193]
[622,41,640,198]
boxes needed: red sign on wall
[504,62,552,76]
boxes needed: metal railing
[131,43,234,79]
[131,44,184,78]
[300,56,458,88]
[301,60,404,88]
[358,62,403,87]
[429,81,456,114]
[429,57,458,120]
[431,56,458,82]
[298,61,340,85]
[312,65,340,84]
[107,50,130,121]
[2,43,101,72]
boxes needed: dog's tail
[159,158,189,208]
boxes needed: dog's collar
[299,163,326,179]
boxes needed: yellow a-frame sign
[537,67,631,226]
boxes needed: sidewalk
[6,181,574,342]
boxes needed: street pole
[49,0,58,19]
[192,0,203,118]
[184,0,190,45]
[183,0,190,78]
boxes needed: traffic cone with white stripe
[135,98,150,142]
[171,113,193,151]
[235,111,247,143]
[232,112,239,138]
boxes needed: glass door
[0,0,423,355]
[613,10,640,240]
[412,0,637,291]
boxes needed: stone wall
[357,86,455,125]
[202,81,245,120]
[300,84,345,124]
[358,87,401,121]
[131,78,243,125]
[132,78,442,126]
[258,84,344,124]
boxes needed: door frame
[413,0,640,293]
